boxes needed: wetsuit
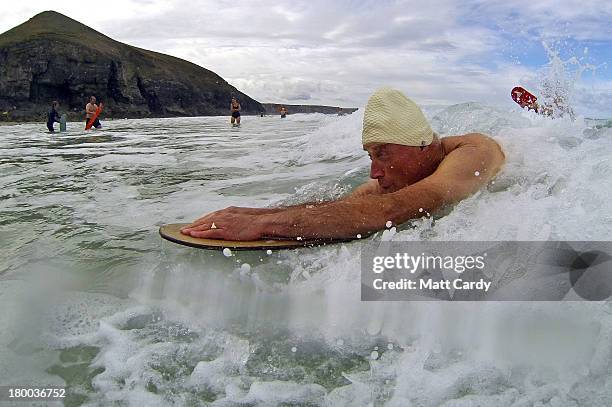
[47,107,61,132]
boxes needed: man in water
[46,101,61,133]
[85,96,102,129]
[230,97,241,125]
[280,106,287,118]
[181,87,505,241]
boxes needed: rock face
[0,11,263,121]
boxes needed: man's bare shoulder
[416,132,505,204]
[441,132,502,151]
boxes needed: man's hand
[180,206,274,240]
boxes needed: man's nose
[370,161,384,179]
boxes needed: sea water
[1,107,611,406]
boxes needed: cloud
[462,0,612,41]
[91,0,507,106]
[0,0,610,116]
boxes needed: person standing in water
[280,106,287,118]
[46,101,61,133]
[85,96,102,129]
[230,97,241,125]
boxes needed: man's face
[364,143,428,193]
[91,97,96,103]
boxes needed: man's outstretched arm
[180,181,443,240]
[181,181,379,232]
[181,134,504,240]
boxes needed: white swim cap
[362,87,433,147]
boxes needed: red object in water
[511,87,537,108]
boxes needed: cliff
[0,11,263,121]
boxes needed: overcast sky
[1,0,611,117]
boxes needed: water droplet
[418,208,423,212]
[266,249,272,255]
[223,248,232,257]
[240,263,251,273]
[370,351,379,360]
[291,347,297,353]
[385,221,393,228]
[474,171,480,176]
[374,346,378,350]
[356,234,362,239]
[387,343,393,350]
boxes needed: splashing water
[536,42,602,120]
[0,105,611,405]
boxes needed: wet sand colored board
[159,223,353,250]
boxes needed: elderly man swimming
[181,87,505,241]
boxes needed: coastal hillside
[0,11,263,121]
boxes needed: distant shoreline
[262,103,358,115]
[0,110,359,125]
[0,104,358,123]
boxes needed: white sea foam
[1,99,611,405]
